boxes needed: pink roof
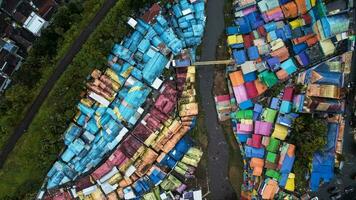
[254,121,273,136]
[120,135,143,158]
[282,86,294,101]
[144,113,162,131]
[92,163,112,180]
[107,148,128,167]
[237,123,253,132]
[242,5,257,15]
[233,85,248,103]
[155,94,175,114]
[149,108,169,123]
[245,82,258,99]
[44,191,72,200]
[161,82,178,101]
[132,123,153,142]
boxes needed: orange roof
[262,179,279,199]
[254,79,267,94]
[281,1,298,18]
[250,158,264,167]
[287,144,296,156]
[276,69,288,80]
[229,71,244,86]
[270,46,289,62]
[250,158,264,176]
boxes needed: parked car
[345,185,354,194]
[327,186,340,194]
[329,192,342,200]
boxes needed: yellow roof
[227,35,243,45]
[227,35,237,45]
[241,119,253,124]
[311,0,317,6]
[289,18,304,29]
[285,173,295,191]
[187,66,196,74]
[272,123,288,140]
[236,35,243,43]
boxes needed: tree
[288,114,327,192]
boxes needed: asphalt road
[0,0,117,168]
[198,0,237,199]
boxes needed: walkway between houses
[0,0,117,168]
[198,0,237,199]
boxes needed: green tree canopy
[288,114,327,192]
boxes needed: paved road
[0,0,117,168]
[198,0,237,199]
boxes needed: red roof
[155,94,176,114]
[75,176,94,191]
[161,82,178,101]
[282,86,294,101]
[245,81,258,99]
[107,148,128,167]
[44,190,73,200]
[149,108,169,123]
[247,134,262,148]
[143,113,161,131]
[91,162,112,180]
[142,3,161,23]
[132,123,153,142]
[120,135,143,158]
[215,95,230,102]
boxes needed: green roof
[258,70,278,88]
[265,169,280,180]
[266,152,277,163]
[262,108,278,123]
[266,137,280,153]
[236,110,253,119]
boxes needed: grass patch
[0,0,158,198]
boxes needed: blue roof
[239,99,254,110]
[226,26,239,35]
[64,123,82,145]
[233,49,246,65]
[142,52,168,84]
[278,173,289,187]
[313,71,343,87]
[279,100,292,114]
[270,97,280,110]
[237,133,250,143]
[280,155,295,174]
[325,122,339,152]
[281,58,297,75]
[245,146,265,158]
[310,152,335,191]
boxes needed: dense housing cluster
[0,0,58,92]
[213,0,353,199]
[37,0,207,199]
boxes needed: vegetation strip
[0,0,106,149]
[0,0,154,198]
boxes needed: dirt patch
[221,121,243,196]
[213,69,229,96]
